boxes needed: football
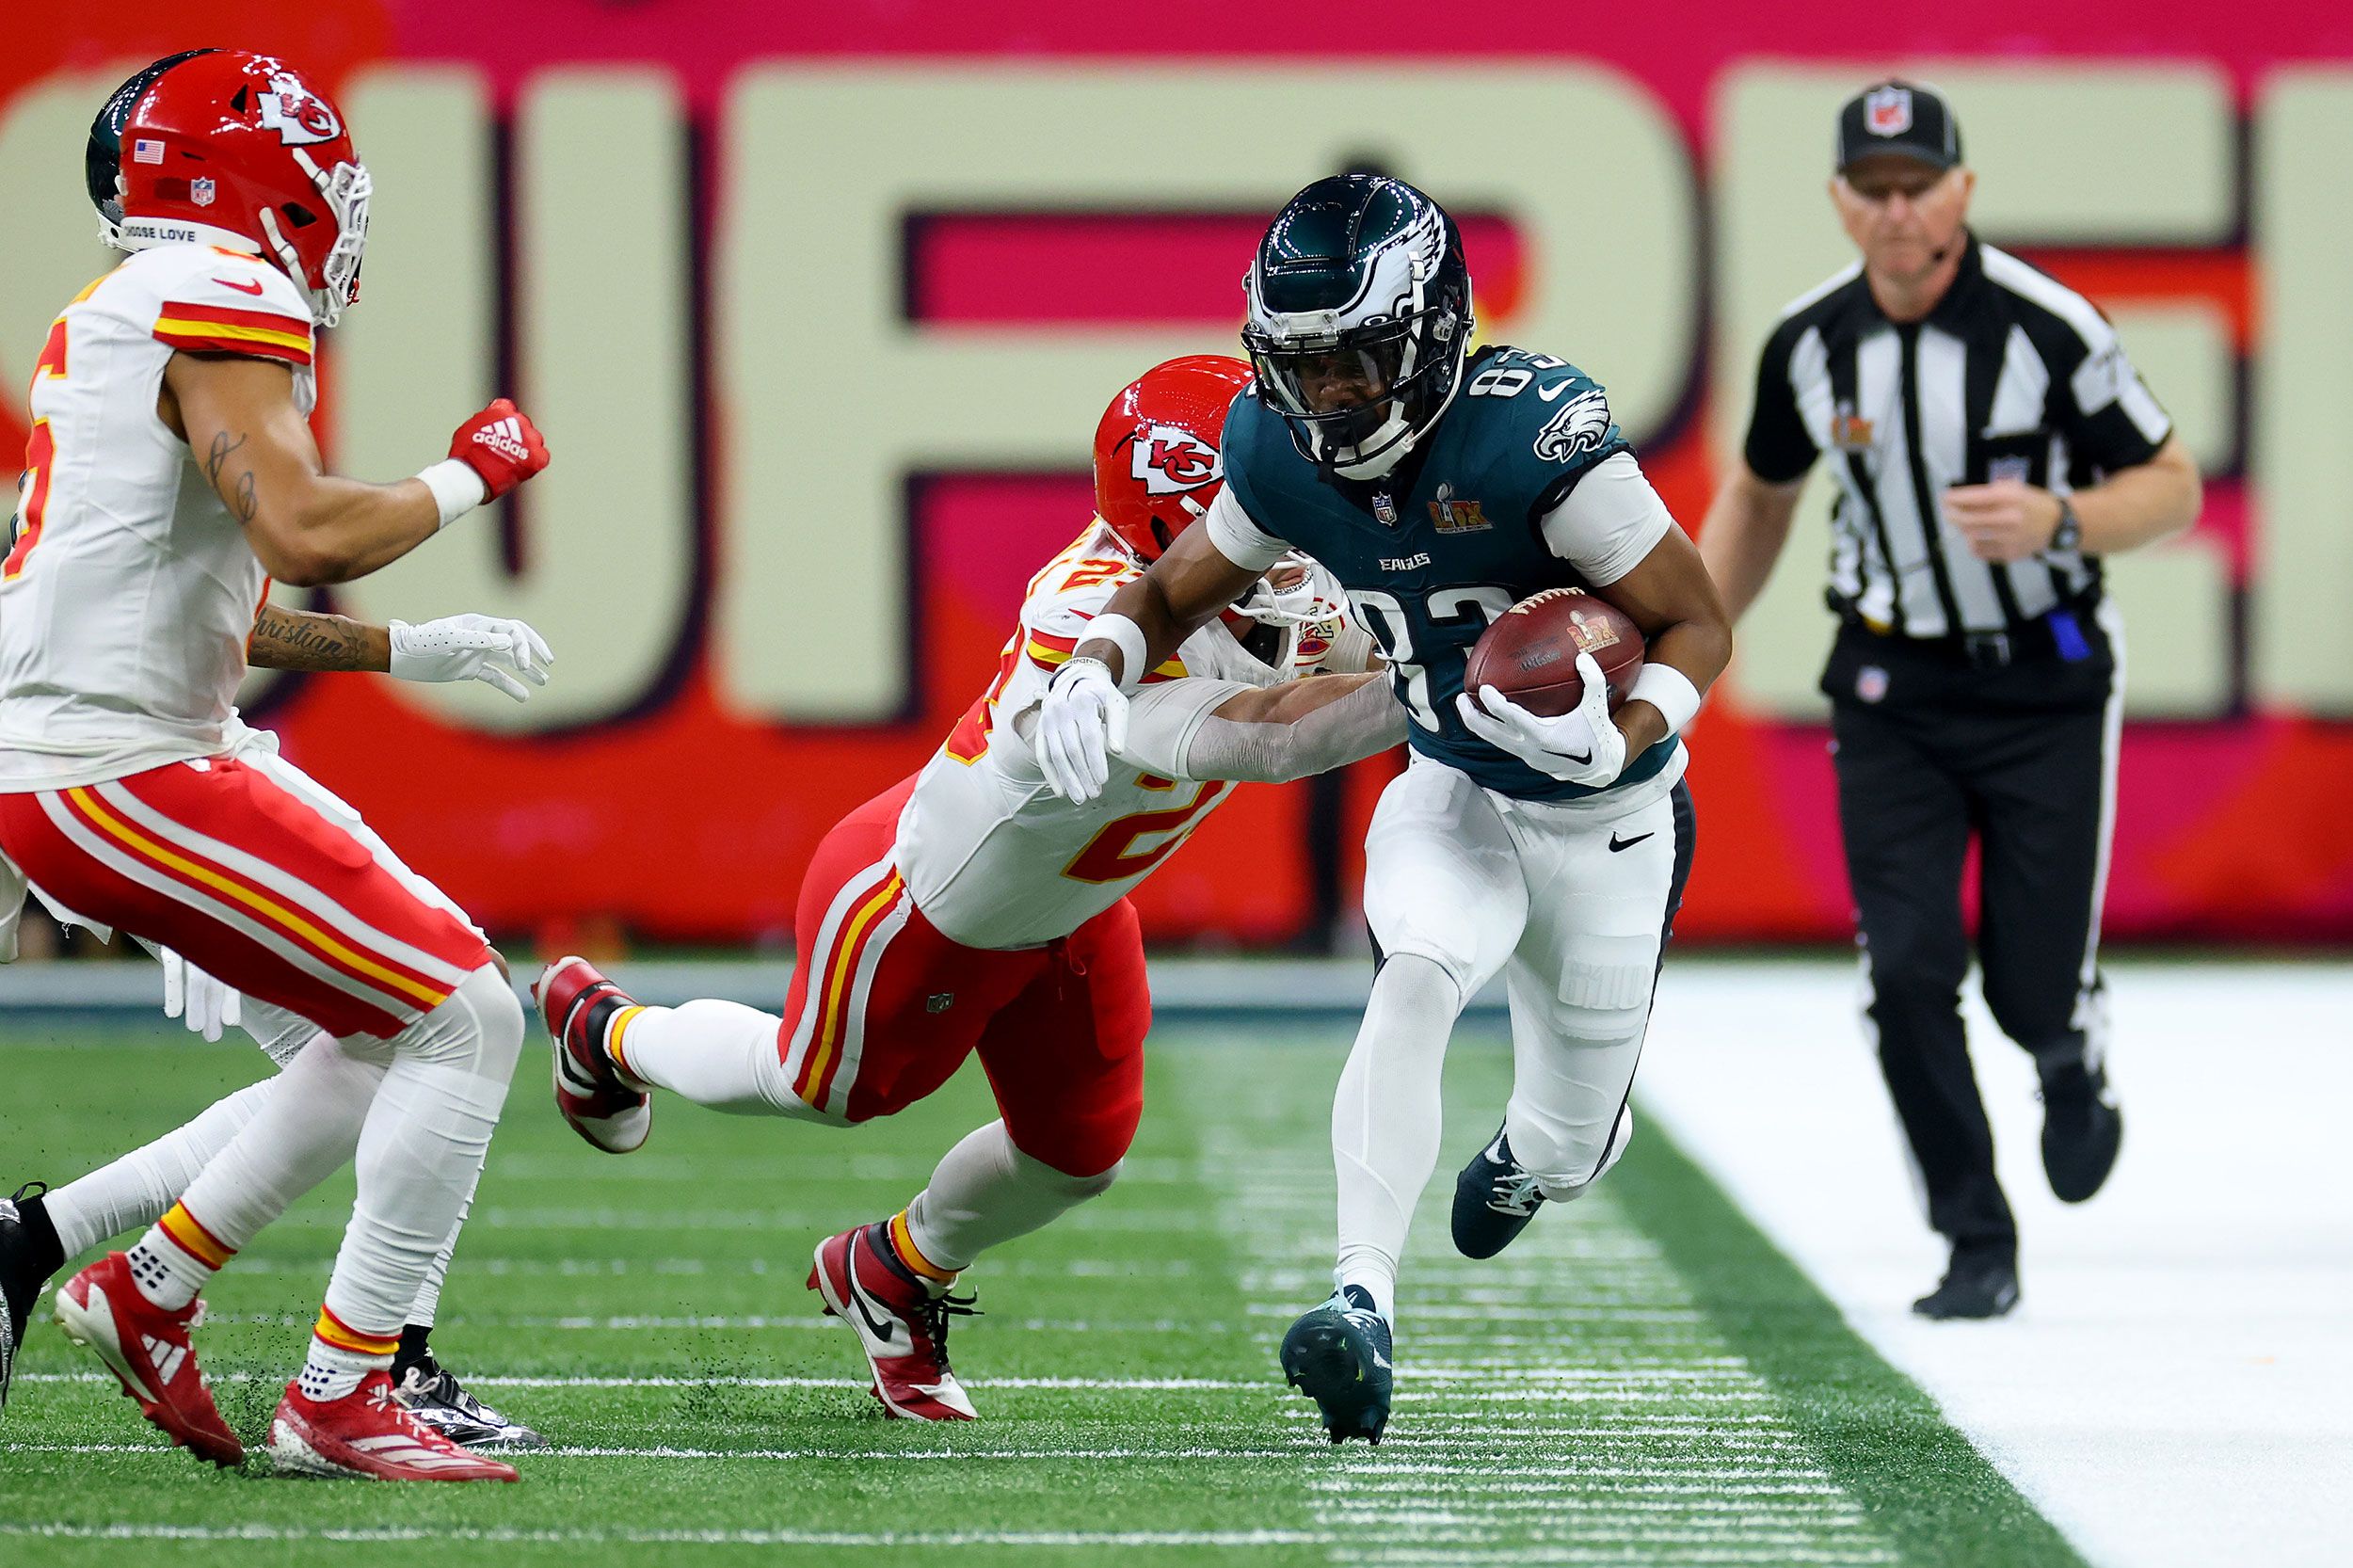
[1463,587,1645,718]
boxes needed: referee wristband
[1087,612,1151,694]
[415,459,488,532]
[1628,663,1704,737]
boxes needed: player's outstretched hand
[450,398,551,500]
[390,614,555,702]
[1036,656,1129,804]
[1456,652,1626,788]
[160,946,242,1045]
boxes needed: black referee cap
[1835,79,1962,173]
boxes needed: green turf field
[0,1018,2085,1567]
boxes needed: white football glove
[1034,656,1130,804]
[160,946,242,1044]
[1456,650,1627,788]
[389,615,554,702]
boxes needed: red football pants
[0,759,489,1039]
[776,776,1150,1177]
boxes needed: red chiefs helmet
[1092,355,1254,562]
[87,50,370,327]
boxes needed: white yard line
[0,1523,1332,1547]
[1639,960,2353,1568]
[1198,1104,1897,1568]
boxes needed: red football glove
[449,398,551,500]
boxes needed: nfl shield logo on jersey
[1857,665,1891,703]
[1865,86,1913,137]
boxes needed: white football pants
[1333,755,1689,1317]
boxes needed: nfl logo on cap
[1865,86,1913,137]
[132,137,165,165]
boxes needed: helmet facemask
[1243,182,1475,483]
[261,147,370,327]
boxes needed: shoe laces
[1487,1168,1545,1218]
[918,1289,981,1367]
[366,1378,437,1439]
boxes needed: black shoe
[1912,1245,2020,1320]
[2041,1064,2122,1204]
[1451,1125,1546,1260]
[392,1355,548,1449]
[1278,1286,1392,1444]
[1,1182,66,1420]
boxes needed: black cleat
[1279,1286,1392,1444]
[1,1182,66,1420]
[1912,1244,2020,1320]
[1451,1125,1546,1260]
[2040,1064,2122,1204]
[393,1355,547,1449]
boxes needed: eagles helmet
[1242,174,1474,481]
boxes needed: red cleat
[534,955,650,1154]
[268,1368,518,1481]
[808,1222,979,1421]
[51,1253,243,1467]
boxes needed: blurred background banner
[6,3,2350,947]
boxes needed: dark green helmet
[1241,174,1473,480]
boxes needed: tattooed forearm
[248,602,391,673]
[202,430,248,486]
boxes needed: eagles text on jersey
[1222,345,1677,802]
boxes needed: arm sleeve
[1537,452,1676,586]
[1119,676,1407,784]
[152,260,315,369]
[2062,319,2171,472]
[1740,324,1817,484]
[1204,485,1289,573]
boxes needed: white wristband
[416,458,488,531]
[1086,612,1151,694]
[1627,663,1703,736]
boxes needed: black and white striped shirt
[1742,235,2171,639]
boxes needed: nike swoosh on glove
[389,614,556,702]
[449,398,551,500]
[1034,657,1129,804]
[1455,650,1627,788]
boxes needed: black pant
[1823,618,2117,1255]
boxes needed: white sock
[1331,954,1461,1325]
[902,1121,1120,1274]
[317,966,521,1346]
[122,1215,216,1312]
[45,1080,275,1257]
[297,1331,387,1402]
[615,1000,830,1120]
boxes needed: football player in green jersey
[1035,175,1733,1443]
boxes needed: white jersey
[0,244,317,790]
[895,520,1333,950]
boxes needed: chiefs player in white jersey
[537,356,1404,1421]
[0,51,551,1480]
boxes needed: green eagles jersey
[1221,344,1680,803]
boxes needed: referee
[1699,80,2201,1319]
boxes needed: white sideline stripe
[4,1442,1300,1463]
[0,1523,1330,1548]
[12,1371,1275,1393]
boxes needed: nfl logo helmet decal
[190,176,216,207]
[1865,85,1913,137]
